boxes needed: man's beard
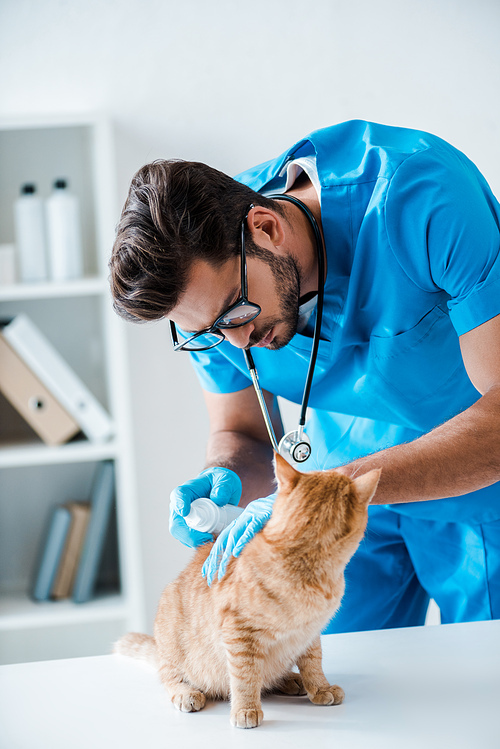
[245,240,301,350]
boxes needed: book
[94,497,121,595]
[0,333,81,446]
[0,315,114,443]
[72,461,116,604]
[51,502,91,600]
[32,506,72,602]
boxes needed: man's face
[170,245,302,351]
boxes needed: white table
[1,620,498,749]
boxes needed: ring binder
[0,315,114,443]
[0,334,80,445]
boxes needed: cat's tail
[113,632,158,668]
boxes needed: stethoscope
[243,194,325,464]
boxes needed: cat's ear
[352,469,381,505]
[274,452,301,492]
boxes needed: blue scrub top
[189,120,500,524]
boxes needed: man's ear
[246,206,285,248]
[352,469,381,505]
[274,452,301,492]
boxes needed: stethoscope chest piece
[279,430,312,463]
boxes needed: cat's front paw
[230,707,264,728]
[171,690,206,712]
[276,672,307,695]
[309,684,345,706]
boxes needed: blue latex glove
[202,493,277,585]
[169,467,242,548]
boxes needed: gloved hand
[202,493,277,585]
[169,466,242,548]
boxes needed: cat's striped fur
[115,454,380,728]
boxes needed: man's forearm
[338,385,500,505]
[205,430,276,506]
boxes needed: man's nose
[223,323,255,349]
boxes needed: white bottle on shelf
[185,498,244,535]
[14,183,49,283]
[46,178,83,281]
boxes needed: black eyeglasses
[170,205,261,351]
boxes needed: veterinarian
[110,120,500,632]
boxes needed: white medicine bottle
[46,178,83,281]
[14,183,49,283]
[185,498,243,535]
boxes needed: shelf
[0,113,107,132]
[0,592,128,630]
[0,115,145,663]
[0,277,108,302]
[0,438,119,468]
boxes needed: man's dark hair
[109,159,283,323]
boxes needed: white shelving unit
[0,115,145,665]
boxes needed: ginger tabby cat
[115,454,380,728]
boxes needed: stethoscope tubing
[244,193,326,458]
[244,349,280,452]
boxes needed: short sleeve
[189,345,251,394]
[385,146,500,336]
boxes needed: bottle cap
[54,178,68,190]
[20,183,36,195]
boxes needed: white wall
[1,0,499,627]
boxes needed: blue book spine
[32,506,72,602]
[72,461,115,604]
